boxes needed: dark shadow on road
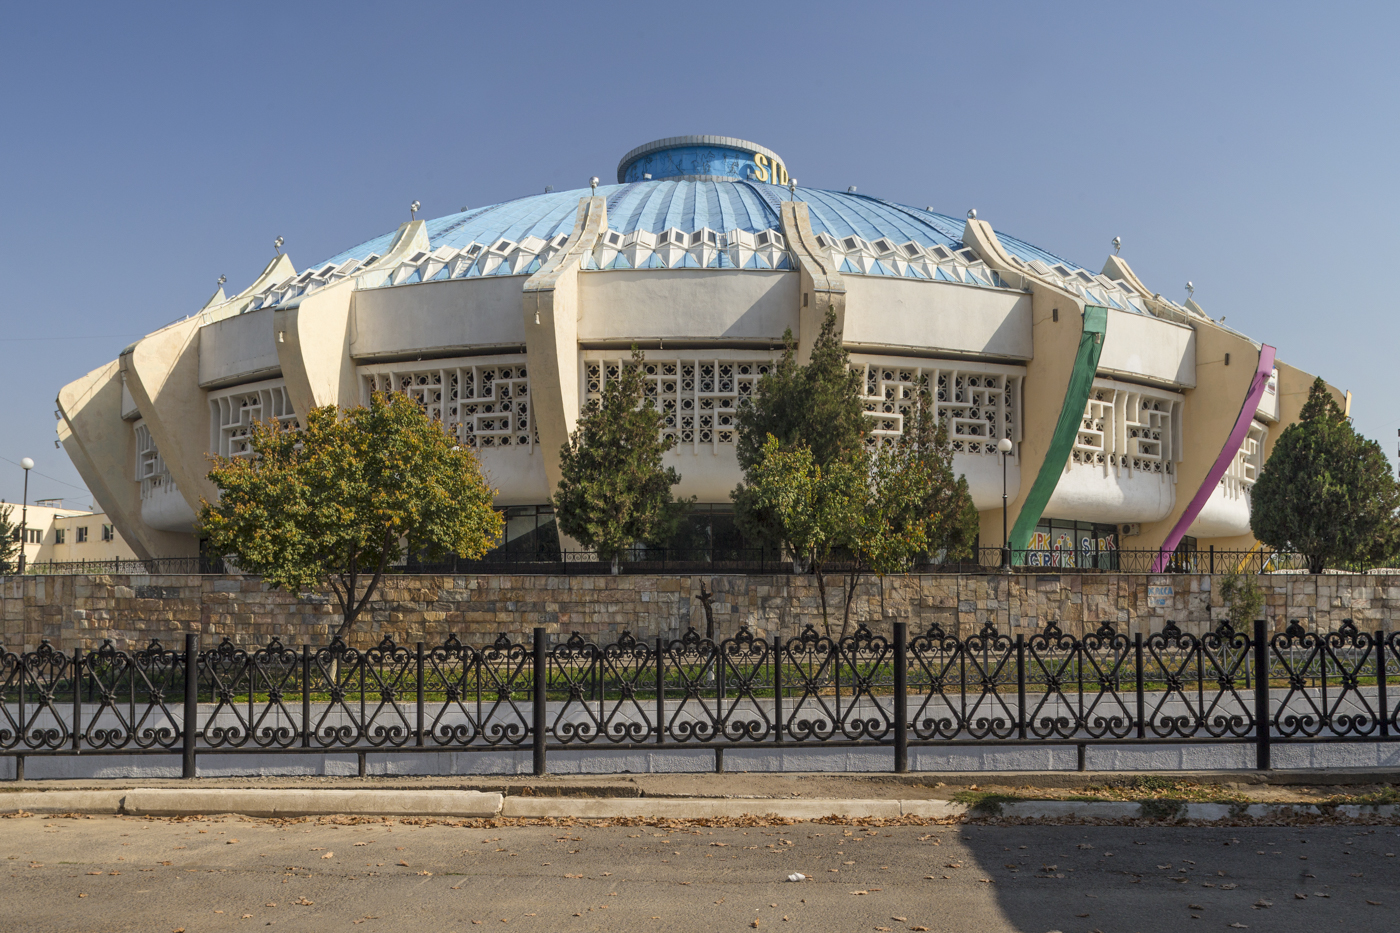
[957,822,1400,932]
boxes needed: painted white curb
[501,796,906,820]
[0,790,126,813]
[0,790,1392,823]
[121,788,503,818]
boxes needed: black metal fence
[20,557,224,576]
[1,618,1395,778]
[13,547,1380,577]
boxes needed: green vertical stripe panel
[1009,305,1108,553]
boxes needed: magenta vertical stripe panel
[1151,344,1277,572]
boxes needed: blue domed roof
[314,179,1081,275]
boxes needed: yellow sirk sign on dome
[751,153,789,186]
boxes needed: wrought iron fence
[20,557,224,576]
[17,547,1387,577]
[1,618,1395,777]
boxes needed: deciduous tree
[742,436,864,634]
[839,388,979,636]
[200,392,502,641]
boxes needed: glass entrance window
[1024,518,1119,569]
[496,505,562,560]
[647,504,752,560]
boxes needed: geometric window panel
[850,358,1020,457]
[361,359,533,450]
[584,357,774,449]
[209,381,298,459]
[133,420,174,500]
[1221,419,1268,502]
[1070,379,1181,477]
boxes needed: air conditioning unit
[1120,523,1141,538]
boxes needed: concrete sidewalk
[0,787,1396,823]
[0,769,1396,823]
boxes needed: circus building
[56,136,1341,568]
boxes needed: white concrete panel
[1271,742,1400,770]
[141,479,198,533]
[910,745,1076,772]
[448,750,534,775]
[120,374,140,420]
[842,278,1032,360]
[199,308,281,388]
[578,270,797,342]
[1043,464,1176,525]
[24,754,182,780]
[724,747,897,773]
[1257,369,1280,421]
[476,446,551,506]
[960,453,1020,511]
[1085,744,1254,772]
[1187,483,1252,539]
[196,754,360,778]
[1097,309,1195,388]
[6,740,1398,779]
[351,277,528,361]
[545,748,718,774]
[666,445,744,504]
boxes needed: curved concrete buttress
[1104,258,1342,557]
[121,255,297,520]
[120,318,217,518]
[961,218,1088,550]
[779,201,846,362]
[275,221,429,415]
[1101,255,1193,326]
[522,196,608,495]
[56,361,197,559]
[1129,326,1265,559]
[1191,360,1346,551]
[1151,345,1275,571]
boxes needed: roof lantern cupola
[617,135,789,185]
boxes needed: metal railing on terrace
[1,618,1394,777]
[12,547,1388,576]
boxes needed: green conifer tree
[1250,377,1400,573]
[554,346,691,573]
[0,503,19,575]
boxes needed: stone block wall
[1,572,1397,653]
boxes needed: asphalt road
[1,814,1396,933]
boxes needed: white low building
[3,499,138,569]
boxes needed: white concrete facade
[54,138,1339,560]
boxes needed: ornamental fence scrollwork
[1269,619,1383,738]
[0,617,1396,775]
[84,639,182,750]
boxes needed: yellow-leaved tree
[199,392,503,642]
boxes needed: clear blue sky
[2,1,1395,506]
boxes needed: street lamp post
[18,457,33,574]
[997,438,1013,570]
